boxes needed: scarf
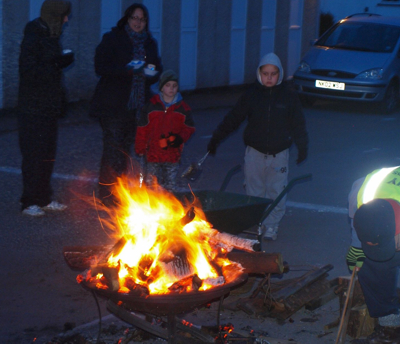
[125,24,148,115]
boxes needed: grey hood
[257,53,284,85]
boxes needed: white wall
[229,0,247,85]
[0,0,2,108]
[30,0,45,20]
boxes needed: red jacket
[135,94,195,163]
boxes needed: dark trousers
[358,251,400,318]
[146,162,179,192]
[18,113,58,209]
[98,115,137,201]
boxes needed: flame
[81,176,241,295]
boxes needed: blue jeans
[358,251,400,317]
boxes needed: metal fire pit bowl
[80,272,248,316]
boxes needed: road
[0,91,399,343]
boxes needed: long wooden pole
[335,268,357,344]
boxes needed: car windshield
[316,22,400,53]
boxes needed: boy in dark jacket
[135,70,195,191]
[207,53,309,240]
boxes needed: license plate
[315,80,345,90]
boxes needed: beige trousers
[243,146,289,228]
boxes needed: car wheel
[299,95,316,108]
[379,81,399,114]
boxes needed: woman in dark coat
[18,0,74,216]
[90,3,162,206]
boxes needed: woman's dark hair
[117,3,149,32]
[40,0,72,37]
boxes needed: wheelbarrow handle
[258,173,312,226]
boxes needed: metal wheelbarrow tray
[174,165,311,235]
[175,189,271,234]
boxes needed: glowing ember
[78,176,243,295]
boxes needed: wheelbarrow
[174,165,312,239]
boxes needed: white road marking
[0,166,97,182]
[287,201,347,214]
[0,166,348,214]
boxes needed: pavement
[0,86,362,344]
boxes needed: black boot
[351,325,400,343]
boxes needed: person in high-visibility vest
[347,166,400,343]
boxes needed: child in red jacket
[135,70,195,191]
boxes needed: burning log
[63,245,111,271]
[137,255,154,281]
[226,252,284,275]
[124,277,150,296]
[102,266,120,292]
[90,263,108,277]
[161,251,193,279]
[168,274,203,293]
[222,264,242,282]
[204,229,260,252]
[180,206,195,226]
[203,276,225,286]
[100,237,127,264]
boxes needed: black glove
[168,133,183,148]
[296,149,307,165]
[207,138,219,156]
[54,52,74,69]
[346,246,365,272]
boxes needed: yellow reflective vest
[357,166,400,208]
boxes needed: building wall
[0,0,2,109]
[1,0,320,109]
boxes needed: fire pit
[80,267,247,316]
[70,176,260,343]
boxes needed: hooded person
[346,167,400,343]
[135,69,195,192]
[16,0,73,216]
[40,0,72,37]
[206,52,308,240]
[256,52,284,86]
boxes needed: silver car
[293,14,400,113]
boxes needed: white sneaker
[22,205,45,217]
[263,227,278,241]
[42,201,67,211]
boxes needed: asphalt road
[1,91,399,343]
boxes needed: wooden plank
[63,245,112,271]
[107,299,169,340]
[347,304,376,339]
[272,264,334,301]
[269,276,332,320]
[305,278,339,311]
[227,251,284,274]
[107,299,215,343]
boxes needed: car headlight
[297,62,311,73]
[355,68,383,80]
